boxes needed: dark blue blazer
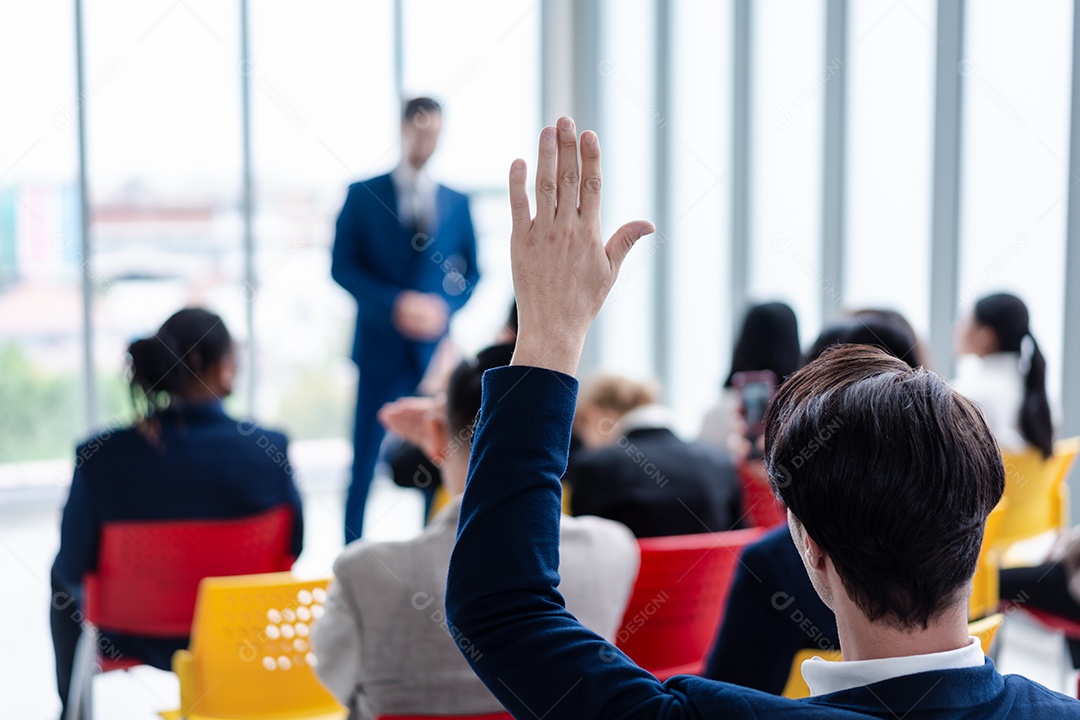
[445,367,1080,719]
[331,173,479,378]
[53,402,304,666]
[704,523,840,693]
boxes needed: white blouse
[951,353,1027,452]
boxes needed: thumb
[605,220,656,274]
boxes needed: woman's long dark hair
[724,302,802,388]
[127,308,232,418]
[974,293,1053,458]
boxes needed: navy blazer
[53,402,304,665]
[331,173,479,377]
[445,367,1080,719]
[704,524,840,693]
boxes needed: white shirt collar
[392,161,436,194]
[802,636,984,696]
[615,404,675,435]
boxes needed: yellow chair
[428,485,452,523]
[781,614,1005,699]
[969,501,1007,621]
[996,437,1080,551]
[160,573,346,720]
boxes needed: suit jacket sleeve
[53,465,99,591]
[331,184,405,313]
[281,439,305,559]
[445,196,480,314]
[311,568,364,708]
[447,367,727,719]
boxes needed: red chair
[737,460,787,528]
[66,506,296,720]
[615,528,765,680]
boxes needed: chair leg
[66,628,98,720]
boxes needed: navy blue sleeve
[331,184,403,312]
[53,465,99,592]
[446,366,715,719]
[284,452,304,559]
[273,432,304,559]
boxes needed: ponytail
[974,293,1054,458]
[1019,334,1054,458]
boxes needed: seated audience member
[699,302,801,457]
[1000,528,1080,671]
[51,308,303,715]
[953,292,1054,456]
[382,300,521,521]
[568,375,741,538]
[445,118,1080,717]
[704,311,922,693]
[312,343,639,720]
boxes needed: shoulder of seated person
[560,514,637,548]
[332,531,441,576]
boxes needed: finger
[554,116,579,219]
[508,158,531,233]
[604,220,656,274]
[579,130,601,219]
[535,126,557,220]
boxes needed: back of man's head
[764,345,1004,629]
[446,343,516,440]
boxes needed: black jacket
[567,427,742,538]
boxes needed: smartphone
[732,370,778,441]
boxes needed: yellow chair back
[781,614,1004,700]
[160,572,346,720]
[997,437,1080,550]
[969,501,1007,621]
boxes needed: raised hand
[509,117,655,376]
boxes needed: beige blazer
[312,496,639,719]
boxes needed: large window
[748,0,826,346]
[0,0,83,465]
[84,0,246,426]
[959,0,1073,400]
[595,0,659,380]
[845,0,936,346]
[666,0,734,435]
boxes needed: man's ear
[803,532,828,573]
[790,515,828,573]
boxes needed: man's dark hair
[764,345,1004,629]
[403,96,442,123]
[446,343,515,437]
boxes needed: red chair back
[738,460,787,528]
[83,506,295,637]
[615,528,765,680]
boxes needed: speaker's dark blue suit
[331,173,478,541]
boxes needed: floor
[0,450,1072,718]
